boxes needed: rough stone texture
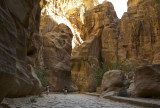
[0,1,17,102]
[0,0,42,102]
[82,1,119,41]
[133,65,160,97]
[71,1,119,92]
[118,0,160,65]
[66,6,85,46]
[153,53,160,64]
[40,0,99,47]
[102,70,125,92]
[71,36,100,92]
[71,0,160,92]
[127,81,135,96]
[40,16,77,92]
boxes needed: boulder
[102,70,125,92]
[133,64,160,97]
[153,53,160,64]
[127,80,135,96]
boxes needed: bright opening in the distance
[98,0,128,18]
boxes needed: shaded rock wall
[0,0,42,102]
[132,64,160,97]
[40,16,77,92]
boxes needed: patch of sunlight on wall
[41,0,127,48]
[41,0,84,48]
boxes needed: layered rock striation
[119,0,160,66]
[0,0,42,102]
[0,0,160,100]
[71,0,160,93]
[71,36,101,92]
[71,1,119,92]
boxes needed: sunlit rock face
[119,0,160,66]
[40,0,100,48]
[127,0,139,8]
[0,0,42,102]
[39,0,104,92]
[71,36,101,92]
[83,1,120,63]
[71,0,160,92]
[71,1,119,92]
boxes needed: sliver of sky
[98,0,128,18]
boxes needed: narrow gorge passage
[3,94,142,108]
[1,0,160,107]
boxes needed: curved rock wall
[0,0,160,100]
[40,16,77,92]
[0,0,42,102]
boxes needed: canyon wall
[0,0,42,102]
[40,16,77,91]
[118,0,160,66]
[71,1,119,92]
[71,0,160,92]
[40,0,100,47]
[0,0,160,100]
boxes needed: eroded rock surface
[133,64,160,97]
[0,0,42,102]
[102,70,125,92]
[71,1,119,92]
[40,16,77,92]
[119,0,160,65]
[71,0,160,93]
[71,36,101,92]
[0,1,17,102]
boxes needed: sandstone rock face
[40,16,77,92]
[0,0,42,102]
[40,0,99,47]
[82,1,119,41]
[0,1,17,102]
[153,53,160,64]
[102,70,125,92]
[119,0,160,65]
[71,36,101,92]
[71,1,119,92]
[71,0,160,92]
[133,65,160,97]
